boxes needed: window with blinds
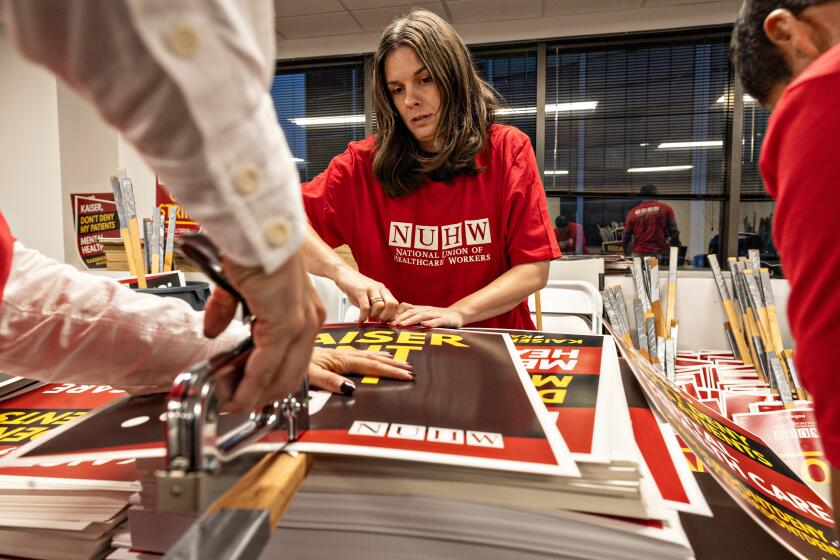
[270,61,367,182]
[544,37,733,197]
[741,103,770,198]
[740,103,776,258]
[474,49,538,148]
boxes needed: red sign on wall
[155,176,200,236]
[70,193,119,269]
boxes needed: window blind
[271,61,367,182]
[544,37,732,197]
[741,104,771,198]
[474,49,538,149]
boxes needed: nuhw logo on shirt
[634,205,660,216]
[388,219,491,251]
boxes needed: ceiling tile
[447,0,541,24]
[341,0,423,9]
[642,0,732,6]
[543,0,644,15]
[276,12,363,39]
[274,0,346,17]
[353,2,447,32]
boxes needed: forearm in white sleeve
[1,0,305,273]
[0,242,249,390]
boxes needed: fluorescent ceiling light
[545,101,598,113]
[544,170,569,175]
[289,115,365,127]
[291,101,599,127]
[290,101,599,127]
[495,107,537,116]
[493,101,600,116]
[628,165,693,173]
[657,141,723,149]
[292,157,305,163]
[716,93,756,104]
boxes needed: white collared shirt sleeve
[1,0,303,273]
[0,242,250,391]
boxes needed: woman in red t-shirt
[302,10,559,330]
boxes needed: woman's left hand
[333,267,399,322]
[308,347,414,395]
[391,303,465,328]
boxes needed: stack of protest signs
[2,326,699,560]
[0,382,136,559]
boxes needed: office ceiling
[274,0,726,40]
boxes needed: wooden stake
[164,209,177,272]
[150,209,161,275]
[645,257,665,339]
[109,176,137,278]
[665,246,678,338]
[534,291,543,331]
[119,173,148,288]
[709,254,751,364]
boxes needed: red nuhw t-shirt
[0,212,13,312]
[760,43,840,467]
[624,200,676,254]
[303,124,560,329]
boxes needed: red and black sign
[7,326,576,477]
[480,330,606,459]
[156,177,199,236]
[613,328,838,559]
[70,193,120,269]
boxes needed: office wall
[0,28,160,268]
[56,82,120,269]
[0,29,63,261]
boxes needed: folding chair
[529,280,603,335]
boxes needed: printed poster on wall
[155,176,200,236]
[70,193,119,269]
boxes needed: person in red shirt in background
[554,215,588,255]
[302,10,559,330]
[731,0,840,514]
[622,184,681,257]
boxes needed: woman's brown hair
[372,10,497,197]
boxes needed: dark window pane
[544,38,732,197]
[740,102,777,261]
[474,49,538,148]
[271,62,367,182]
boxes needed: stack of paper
[0,382,136,559]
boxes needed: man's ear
[765,8,821,61]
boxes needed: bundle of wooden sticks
[109,169,178,289]
[602,246,680,380]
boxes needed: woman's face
[384,46,441,152]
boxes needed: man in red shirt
[622,184,681,257]
[731,0,840,513]
[554,215,588,255]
